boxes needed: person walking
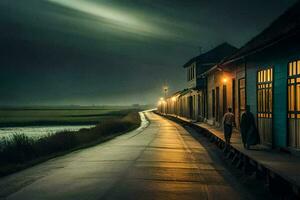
[240,105,260,149]
[223,108,235,144]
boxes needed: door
[216,87,220,123]
[188,96,193,119]
[212,89,215,119]
[257,68,273,146]
[198,93,203,119]
[223,85,227,116]
[232,79,236,114]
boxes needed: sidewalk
[164,114,300,197]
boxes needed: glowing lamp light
[160,97,164,101]
[223,78,227,83]
[171,97,176,102]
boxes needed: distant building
[181,43,237,121]
[183,43,238,89]
[162,43,237,121]
[201,49,246,128]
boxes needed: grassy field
[0,111,142,176]
[0,106,144,127]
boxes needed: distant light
[171,97,176,102]
[163,86,168,92]
[223,78,227,83]
[160,97,164,101]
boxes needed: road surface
[0,112,250,200]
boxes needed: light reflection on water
[0,125,95,141]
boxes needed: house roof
[167,86,204,99]
[167,88,191,98]
[183,42,238,68]
[171,89,187,97]
[223,1,300,64]
[176,87,203,97]
[178,89,191,97]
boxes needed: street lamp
[163,86,168,98]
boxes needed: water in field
[0,106,141,141]
[0,125,94,141]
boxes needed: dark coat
[240,111,260,145]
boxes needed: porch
[162,113,300,198]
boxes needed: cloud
[46,0,171,38]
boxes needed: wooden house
[218,2,300,150]
[161,1,300,151]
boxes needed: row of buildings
[158,2,300,152]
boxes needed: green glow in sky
[47,0,170,37]
[0,0,297,105]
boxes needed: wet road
[0,112,249,200]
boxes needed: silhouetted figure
[240,105,260,149]
[223,108,235,144]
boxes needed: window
[257,68,273,119]
[239,78,246,112]
[288,60,300,148]
[188,66,195,81]
[193,65,195,79]
[288,60,300,118]
[191,65,195,80]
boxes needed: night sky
[0,0,297,106]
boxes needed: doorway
[216,87,220,123]
[188,96,193,119]
[223,85,227,116]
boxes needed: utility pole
[162,82,168,114]
[198,46,202,54]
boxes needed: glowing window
[257,68,273,119]
[288,60,300,118]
